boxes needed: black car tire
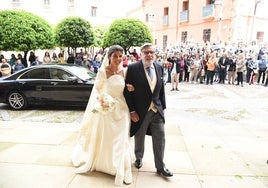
[8,91,28,110]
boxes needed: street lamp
[250,0,262,43]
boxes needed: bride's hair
[107,45,124,58]
[101,45,124,67]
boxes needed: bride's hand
[126,83,135,92]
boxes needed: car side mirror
[67,76,78,83]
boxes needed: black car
[0,64,95,110]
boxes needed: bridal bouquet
[92,92,116,114]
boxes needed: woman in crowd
[43,51,51,64]
[227,54,237,85]
[51,52,59,63]
[13,59,25,73]
[31,56,42,66]
[9,54,17,72]
[28,51,36,65]
[200,53,208,84]
[236,53,246,87]
[58,52,65,63]
[17,53,27,68]
[167,54,180,91]
[206,52,217,85]
[247,54,258,85]
[190,53,202,84]
[0,58,12,77]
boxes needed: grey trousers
[134,110,165,169]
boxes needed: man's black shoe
[134,159,142,169]
[157,167,173,177]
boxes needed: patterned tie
[146,66,153,80]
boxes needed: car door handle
[50,82,58,85]
[36,86,42,91]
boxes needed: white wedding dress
[71,69,133,186]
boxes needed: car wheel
[8,91,28,110]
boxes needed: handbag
[201,69,205,76]
[253,69,258,74]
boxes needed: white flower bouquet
[92,93,116,114]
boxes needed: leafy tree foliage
[54,17,95,51]
[0,10,54,59]
[103,18,153,52]
[93,25,108,47]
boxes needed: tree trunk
[24,50,29,67]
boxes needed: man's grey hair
[140,43,154,52]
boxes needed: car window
[49,68,73,80]
[67,66,95,80]
[19,68,49,79]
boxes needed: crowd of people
[1,41,268,88]
[0,49,91,77]
[155,41,268,88]
[0,51,63,77]
[0,47,140,77]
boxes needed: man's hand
[130,111,139,122]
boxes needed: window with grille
[203,29,211,42]
[68,0,74,6]
[181,31,187,42]
[44,0,50,5]
[11,0,21,6]
[91,6,97,17]
[257,32,264,43]
[163,7,169,25]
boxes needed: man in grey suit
[123,43,173,177]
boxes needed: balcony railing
[163,15,169,25]
[202,4,215,18]
[180,10,189,22]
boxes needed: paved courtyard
[0,82,268,188]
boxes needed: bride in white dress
[71,45,133,186]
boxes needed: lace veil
[77,50,108,139]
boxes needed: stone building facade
[137,0,268,51]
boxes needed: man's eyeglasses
[142,51,155,55]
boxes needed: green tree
[0,10,54,63]
[54,17,95,53]
[93,25,108,47]
[103,18,153,52]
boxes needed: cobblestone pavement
[0,82,268,188]
[0,104,84,123]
